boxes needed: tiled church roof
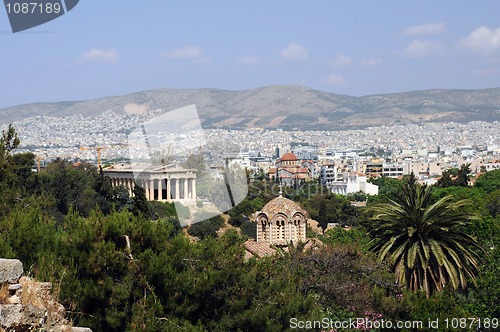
[280,152,298,161]
[244,240,277,259]
[258,195,307,218]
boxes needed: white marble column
[158,179,163,201]
[184,178,188,200]
[130,179,135,197]
[149,180,154,201]
[166,178,171,201]
[144,180,149,200]
[175,179,179,200]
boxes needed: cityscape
[2,1,500,331]
[6,108,500,194]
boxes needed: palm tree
[368,183,483,295]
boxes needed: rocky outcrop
[0,258,92,332]
[0,259,23,285]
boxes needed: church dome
[256,194,308,245]
[280,153,298,161]
[259,195,307,219]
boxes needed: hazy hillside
[2,85,500,130]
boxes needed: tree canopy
[368,183,483,295]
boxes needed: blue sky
[1,1,500,108]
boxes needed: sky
[1,1,500,109]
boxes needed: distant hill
[2,85,500,130]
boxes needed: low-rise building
[327,172,379,196]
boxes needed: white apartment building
[327,172,379,196]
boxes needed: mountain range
[2,85,500,130]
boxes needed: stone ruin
[0,258,92,332]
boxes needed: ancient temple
[103,163,196,202]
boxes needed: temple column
[189,179,193,199]
[128,178,133,197]
[158,178,163,201]
[175,179,179,200]
[144,180,149,200]
[130,179,135,197]
[149,180,154,201]
[148,180,152,200]
[166,178,171,201]
[184,178,188,200]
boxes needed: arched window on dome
[275,215,286,241]
[293,213,304,241]
[261,219,267,242]
[258,215,268,242]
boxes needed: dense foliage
[368,183,483,294]
[1,126,499,331]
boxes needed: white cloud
[76,48,119,65]
[161,46,210,64]
[359,58,382,66]
[237,56,261,66]
[473,67,499,75]
[331,54,352,67]
[281,43,308,61]
[403,23,446,35]
[457,26,500,55]
[403,40,444,57]
[193,57,211,65]
[323,74,348,87]
[162,46,203,59]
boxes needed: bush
[321,227,370,250]
[187,215,225,239]
[175,203,191,220]
[150,201,177,220]
[240,220,256,239]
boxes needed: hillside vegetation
[1,125,500,331]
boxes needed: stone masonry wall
[0,258,92,332]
